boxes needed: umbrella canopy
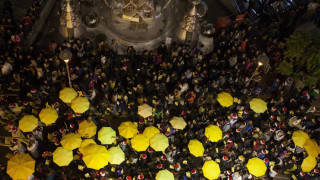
[292,130,310,147]
[143,126,160,139]
[79,120,97,138]
[304,139,320,157]
[61,133,82,150]
[156,169,174,180]
[71,97,90,113]
[131,134,149,152]
[59,88,78,103]
[7,154,35,180]
[205,125,222,142]
[217,92,233,107]
[249,98,267,113]
[170,116,187,130]
[108,146,125,165]
[188,139,204,157]
[202,160,220,180]
[118,121,138,139]
[247,157,267,177]
[301,156,317,172]
[138,103,153,118]
[150,133,169,152]
[53,147,73,166]
[98,127,116,145]
[82,144,110,170]
[39,108,58,125]
[19,115,38,132]
[79,139,96,153]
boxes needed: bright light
[64,59,69,63]
[258,62,263,66]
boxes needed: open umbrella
[108,146,125,165]
[7,154,35,180]
[79,120,97,138]
[39,108,58,125]
[79,139,96,153]
[143,126,160,139]
[156,169,174,180]
[249,98,267,113]
[71,97,90,113]
[98,127,116,145]
[301,156,317,172]
[118,121,138,139]
[205,125,223,142]
[53,147,73,166]
[138,103,153,118]
[202,160,220,180]
[61,133,82,150]
[59,88,78,103]
[82,144,110,170]
[170,116,187,130]
[131,134,149,152]
[304,139,320,157]
[217,92,233,107]
[188,139,204,157]
[150,133,169,152]
[247,157,267,177]
[292,130,310,147]
[19,115,38,132]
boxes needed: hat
[147,116,153,121]
[228,177,233,180]
[236,128,241,133]
[314,169,319,173]
[181,111,187,116]
[264,158,269,163]
[227,170,231,175]
[175,163,180,168]
[141,154,147,159]
[11,127,17,132]
[9,103,15,108]
[244,109,249,114]
[139,130,143,134]
[217,121,222,126]
[191,169,197,174]
[275,122,279,127]
[122,65,127,69]
[157,164,163,169]
[27,134,33,139]
[226,133,230,137]
[300,172,305,176]
[126,176,132,180]
[12,139,18,143]
[13,151,18,155]
[147,147,153,153]
[54,102,59,107]
[303,91,308,96]
[227,138,233,143]
[8,122,13,127]
[122,141,127,145]
[282,107,287,112]
[223,156,228,161]
[23,101,29,105]
[304,116,308,120]
[270,128,275,132]
[231,113,237,118]
[138,174,144,179]
[31,89,36,93]
[55,141,60,146]
[52,131,58,136]
[270,115,275,120]
[75,113,81,117]
[161,155,166,161]
[166,110,170,114]
[262,149,267,154]
[260,140,265,144]
[43,151,50,155]
[117,178,123,180]
[59,128,66,133]
[271,106,277,111]
[238,155,244,160]
[100,170,105,176]
[70,123,75,128]
[165,131,171,136]
[139,120,144,124]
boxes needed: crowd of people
[1,0,320,180]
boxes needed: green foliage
[277,30,320,87]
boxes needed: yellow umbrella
[61,133,82,150]
[7,154,35,180]
[205,125,222,142]
[59,87,78,103]
[82,144,110,170]
[53,147,73,166]
[109,146,125,165]
[247,157,267,177]
[217,92,233,107]
[150,133,169,152]
[301,156,317,172]
[79,139,96,153]
[131,134,149,152]
[304,139,320,157]
[188,139,204,157]
[19,115,38,132]
[79,120,97,138]
[98,127,116,145]
[71,97,90,113]
[249,98,268,113]
[143,126,160,139]
[292,130,310,147]
[118,121,138,139]
[170,116,187,130]
[138,103,153,118]
[156,169,174,180]
[202,160,220,180]
[39,108,58,125]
